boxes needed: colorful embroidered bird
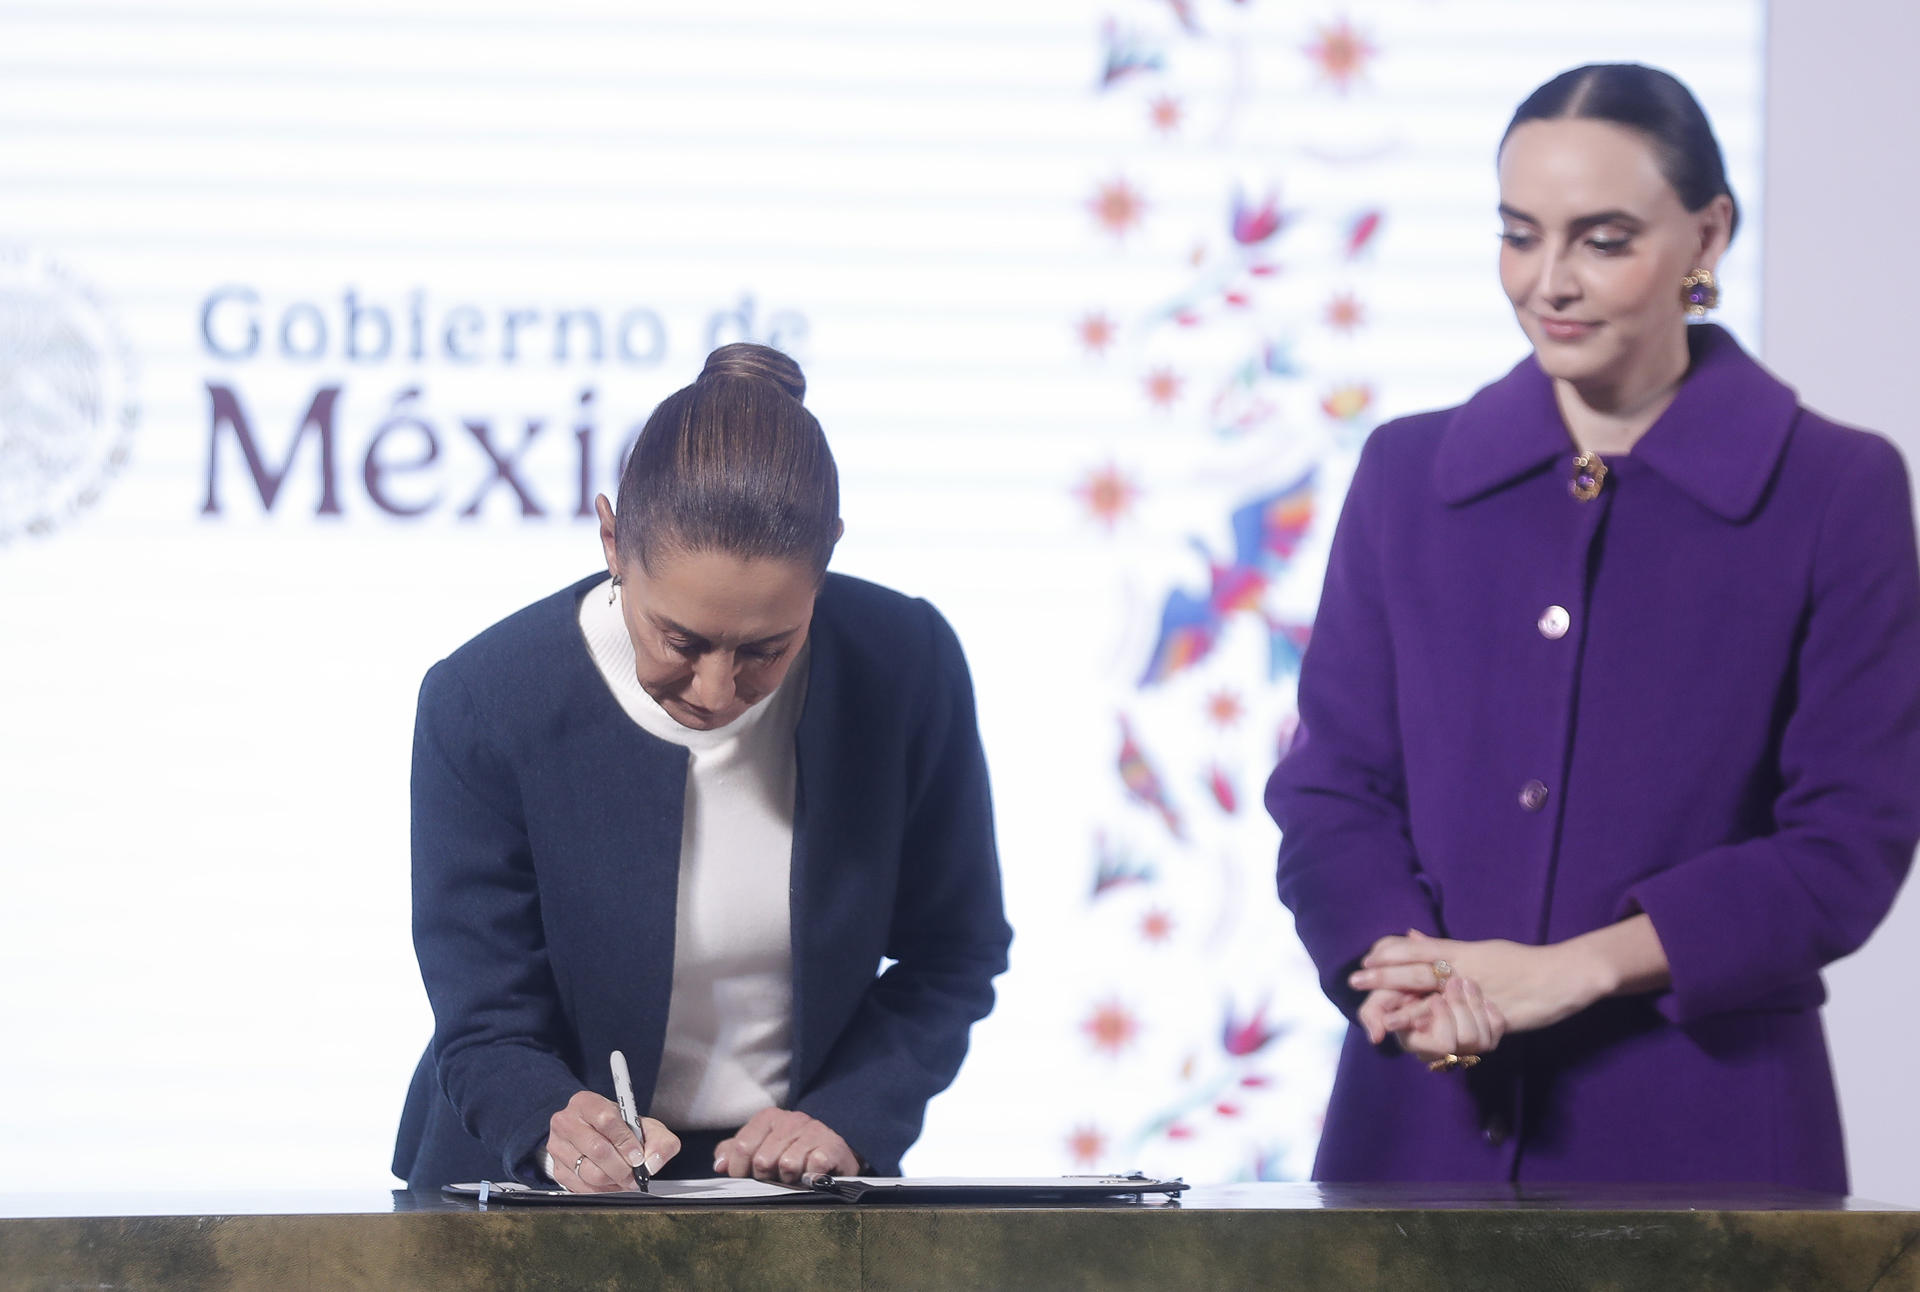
[1118,715,1185,838]
[1099,23,1164,88]
[1092,832,1156,899]
[1222,998,1287,1056]
[1266,620,1314,677]
[1162,0,1201,33]
[1138,470,1317,686]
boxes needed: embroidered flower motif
[1325,291,1366,334]
[1305,19,1378,94]
[1083,998,1144,1057]
[1075,462,1141,531]
[1222,999,1286,1056]
[1089,177,1149,237]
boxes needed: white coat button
[1519,780,1549,812]
[1537,606,1570,640]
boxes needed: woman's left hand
[714,1109,860,1185]
[1357,987,1426,1047]
[1352,929,1605,1035]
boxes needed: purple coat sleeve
[1266,431,1442,1015]
[1624,436,1920,1024]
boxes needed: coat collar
[1433,324,1801,521]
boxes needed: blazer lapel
[786,590,893,1091]
[541,582,690,1107]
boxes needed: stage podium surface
[3,1183,1916,1290]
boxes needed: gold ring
[1431,959,1453,984]
[1426,1053,1480,1073]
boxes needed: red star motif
[1074,463,1141,532]
[1148,94,1184,133]
[1082,998,1142,1057]
[1305,18,1377,94]
[1089,177,1148,238]
[1325,291,1366,334]
[1066,1124,1107,1168]
[1206,689,1245,728]
[1141,907,1175,943]
[1144,366,1184,409]
[1077,311,1118,355]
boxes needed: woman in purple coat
[1266,64,1920,1190]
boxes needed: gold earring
[1681,268,1719,316]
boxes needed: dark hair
[1502,63,1740,240]
[613,343,840,576]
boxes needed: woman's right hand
[1386,975,1508,1067]
[545,1090,680,1192]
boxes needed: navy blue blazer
[392,572,1012,1187]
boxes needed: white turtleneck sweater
[577,577,805,1130]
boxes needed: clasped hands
[1346,928,1607,1067]
[545,1092,860,1193]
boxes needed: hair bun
[701,342,807,403]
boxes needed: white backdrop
[1765,0,1920,1207]
[0,0,1765,1189]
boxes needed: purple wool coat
[1266,325,1920,1190]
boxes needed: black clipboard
[810,1174,1187,1203]
[444,1178,834,1205]
[444,1173,1186,1206]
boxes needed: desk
[2,1184,1915,1290]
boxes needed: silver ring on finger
[573,1153,588,1176]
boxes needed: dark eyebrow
[652,616,707,646]
[652,615,798,650]
[1499,203,1643,234]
